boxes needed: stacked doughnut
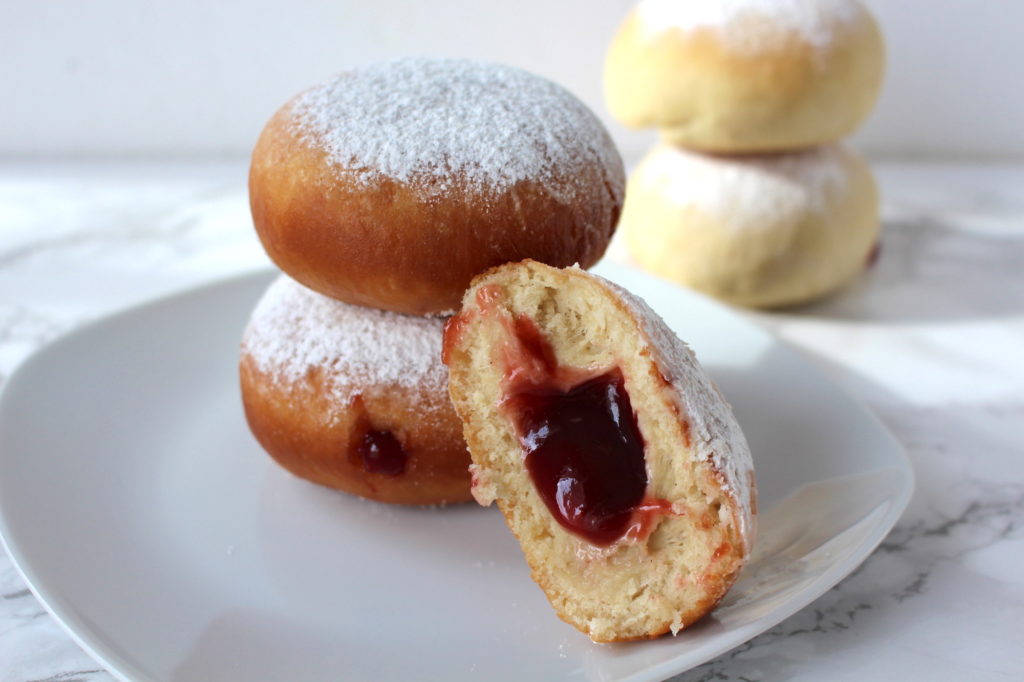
[605,0,885,307]
[238,58,625,505]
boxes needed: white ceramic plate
[0,263,913,682]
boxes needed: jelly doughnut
[240,275,471,505]
[443,260,756,641]
[250,58,625,315]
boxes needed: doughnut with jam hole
[240,275,471,505]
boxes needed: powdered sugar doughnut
[605,0,884,151]
[621,143,879,308]
[239,275,471,505]
[250,58,625,315]
[443,260,755,641]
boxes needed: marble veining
[1,161,1022,681]
[682,479,1023,681]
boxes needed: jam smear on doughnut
[624,498,678,543]
[506,369,648,546]
[357,429,407,476]
[865,240,882,268]
[442,284,505,366]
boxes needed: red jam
[357,429,407,476]
[624,498,677,542]
[442,284,506,366]
[866,240,882,268]
[444,282,673,546]
[505,369,648,546]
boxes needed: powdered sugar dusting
[638,144,850,232]
[636,0,865,54]
[594,273,757,551]
[242,275,448,412]
[289,57,624,201]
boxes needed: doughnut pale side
[605,0,884,152]
[240,275,472,505]
[250,58,625,315]
[622,144,879,308]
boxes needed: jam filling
[505,369,648,546]
[866,240,882,268]
[357,429,407,476]
[443,284,670,547]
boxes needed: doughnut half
[250,58,625,315]
[240,275,472,505]
[443,260,756,641]
[605,0,884,152]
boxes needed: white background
[2,0,1023,161]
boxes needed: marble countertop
[0,160,1021,681]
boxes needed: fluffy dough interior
[445,262,752,641]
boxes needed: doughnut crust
[622,143,879,308]
[240,275,472,505]
[250,58,625,315]
[443,261,756,642]
[604,0,884,152]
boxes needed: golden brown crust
[240,354,472,506]
[249,102,623,315]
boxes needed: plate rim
[0,265,914,682]
[0,269,279,682]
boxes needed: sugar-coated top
[242,275,449,412]
[637,144,852,232]
[636,0,865,54]
[289,57,624,200]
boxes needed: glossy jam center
[505,369,648,546]
[357,429,407,476]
